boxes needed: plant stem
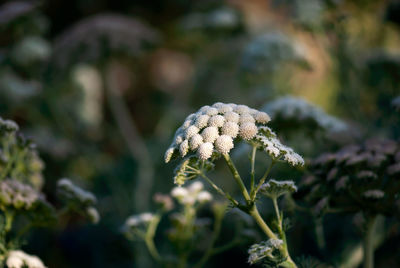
[272,198,281,224]
[249,205,278,240]
[363,215,377,268]
[222,154,251,202]
[144,214,162,263]
[199,173,239,207]
[252,160,275,200]
[250,146,257,193]
[194,209,224,268]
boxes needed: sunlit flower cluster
[6,250,46,268]
[248,239,284,265]
[171,181,213,206]
[166,103,305,166]
[263,96,347,133]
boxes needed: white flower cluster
[57,178,100,223]
[256,127,304,166]
[6,250,46,268]
[363,189,385,199]
[260,179,298,199]
[248,239,283,265]
[171,181,212,206]
[165,103,271,162]
[263,96,347,133]
[57,178,96,205]
[124,212,155,229]
[0,179,40,210]
[0,117,19,133]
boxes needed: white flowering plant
[165,103,304,267]
[0,117,100,267]
[122,181,250,267]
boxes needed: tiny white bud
[198,142,214,160]
[215,135,234,154]
[224,111,240,123]
[179,140,189,157]
[189,134,203,150]
[208,115,225,128]
[239,122,258,140]
[201,127,219,143]
[197,191,213,203]
[221,121,239,138]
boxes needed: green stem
[145,215,162,263]
[222,154,251,202]
[315,217,326,250]
[4,210,14,233]
[252,160,275,200]
[199,174,239,207]
[363,216,377,268]
[194,209,224,268]
[250,146,257,193]
[272,198,281,224]
[249,205,278,240]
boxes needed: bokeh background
[0,0,399,267]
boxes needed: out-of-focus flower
[0,179,40,210]
[248,239,284,265]
[260,179,297,199]
[171,181,212,206]
[6,250,46,268]
[263,96,347,133]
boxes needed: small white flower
[7,250,46,268]
[208,115,225,127]
[188,181,204,193]
[179,140,189,157]
[140,212,154,222]
[197,191,213,203]
[215,135,234,154]
[165,147,175,163]
[171,187,188,199]
[182,119,192,129]
[239,113,255,124]
[194,114,210,129]
[363,190,385,199]
[201,127,219,143]
[224,111,240,123]
[175,134,184,145]
[199,105,211,113]
[185,125,200,139]
[221,121,239,138]
[205,107,219,116]
[216,104,233,113]
[239,122,258,140]
[234,104,250,114]
[189,134,203,150]
[126,215,140,227]
[254,111,271,124]
[198,142,214,160]
[182,195,196,205]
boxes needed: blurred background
[0,0,399,267]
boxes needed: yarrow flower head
[260,179,297,199]
[165,102,303,168]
